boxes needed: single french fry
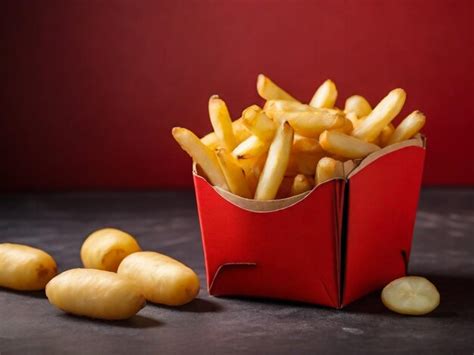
[387,111,426,145]
[257,74,298,102]
[377,123,395,147]
[315,157,344,185]
[332,118,354,134]
[232,135,268,160]
[238,153,267,196]
[264,100,311,115]
[270,110,345,138]
[290,174,314,196]
[292,135,324,154]
[352,88,406,142]
[216,148,252,198]
[319,130,380,159]
[344,95,372,117]
[233,118,252,144]
[309,79,338,108]
[345,112,361,130]
[255,121,294,200]
[242,105,276,141]
[201,118,250,150]
[208,95,237,151]
[172,127,228,189]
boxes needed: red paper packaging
[193,136,426,308]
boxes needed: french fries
[344,95,372,118]
[232,135,268,160]
[208,95,237,151]
[269,110,345,138]
[352,88,406,142]
[201,118,251,150]
[292,135,324,155]
[319,130,380,159]
[316,157,344,184]
[172,127,228,190]
[257,74,298,102]
[378,123,395,147]
[242,105,276,141]
[173,76,426,201]
[254,121,294,200]
[387,111,426,145]
[310,79,338,109]
[290,174,314,196]
[216,148,252,198]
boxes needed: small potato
[46,268,145,320]
[117,251,200,306]
[81,228,141,272]
[0,243,57,291]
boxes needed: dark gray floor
[0,189,473,354]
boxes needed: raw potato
[117,251,200,306]
[81,228,142,272]
[46,269,145,320]
[0,243,57,291]
[381,276,440,315]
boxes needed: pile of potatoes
[0,228,200,320]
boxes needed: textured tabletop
[0,189,473,354]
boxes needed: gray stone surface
[0,189,472,354]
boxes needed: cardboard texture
[193,136,426,308]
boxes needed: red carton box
[193,136,426,308]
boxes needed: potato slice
[381,276,440,315]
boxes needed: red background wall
[1,0,473,191]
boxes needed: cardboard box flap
[341,137,426,305]
[348,135,425,179]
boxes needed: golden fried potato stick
[270,110,345,138]
[238,153,267,196]
[232,135,268,160]
[377,123,395,147]
[215,148,252,198]
[208,95,237,151]
[242,105,276,141]
[319,130,380,159]
[345,112,361,130]
[292,135,324,155]
[201,118,251,150]
[352,88,406,142]
[387,111,426,145]
[257,74,298,102]
[315,157,344,185]
[332,118,354,134]
[290,174,314,196]
[264,100,310,114]
[172,127,228,190]
[255,121,294,200]
[309,79,338,108]
[344,95,372,118]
